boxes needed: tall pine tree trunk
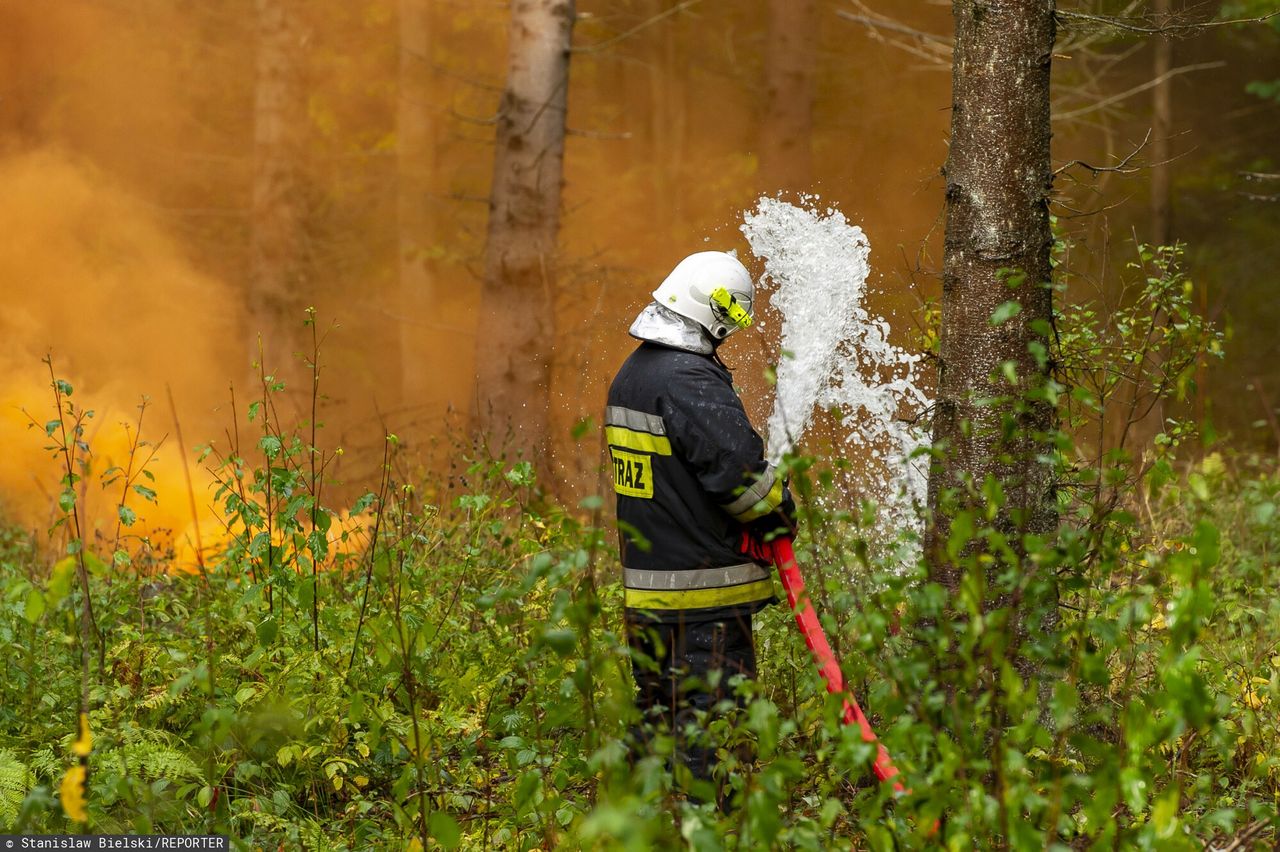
[398,0,434,402]
[250,0,309,382]
[925,1,1057,587]
[473,0,575,470]
[760,0,817,193]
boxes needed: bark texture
[925,0,1057,581]
[473,0,575,466]
[398,0,434,401]
[761,0,817,193]
[250,0,310,378]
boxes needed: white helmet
[652,251,756,341]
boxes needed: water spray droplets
[742,197,930,546]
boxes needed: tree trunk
[1150,0,1173,248]
[1131,0,1174,451]
[398,0,434,403]
[250,0,309,384]
[646,0,687,233]
[760,0,817,193]
[925,1,1057,586]
[473,0,575,470]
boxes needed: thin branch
[835,9,952,46]
[1054,128,1152,177]
[1048,193,1134,219]
[1206,817,1274,852]
[573,0,701,54]
[566,126,633,140]
[835,2,952,67]
[1054,61,1225,121]
[1057,7,1280,36]
[447,106,499,127]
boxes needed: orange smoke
[0,149,241,564]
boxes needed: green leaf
[429,811,461,849]
[47,557,77,607]
[118,505,137,527]
[58,489,76,514]
[990,301,1023,325]
[348,691,365,724]
[132,484,157,503]
[24,588,46,623]
[1152,785,1180,838]
[83,551,107,576]
[540,628,577,658]
[256,617,278,647]
[296,578,315,614]
[1187,472,1210,501]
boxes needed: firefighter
[606,251,795,805]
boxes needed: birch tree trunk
[398,0,434,402]
[250,0,309,382]
[473,0,575,468]
[761,0,817,193]
[925,1,1057,587]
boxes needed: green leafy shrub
[0,271,1275,848]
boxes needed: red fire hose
[770,535,906,793]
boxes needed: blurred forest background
[0,0,1276,547]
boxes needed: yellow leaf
[60,764,87,823]
[407,839,423,852]
[72,713,92,757]
[354,775,369,788]
[1242,684,1266,710]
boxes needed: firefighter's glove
[739,529,776,566]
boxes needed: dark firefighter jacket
[606,341,786,624]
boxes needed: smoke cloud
[0,149,241,557]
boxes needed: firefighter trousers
[625,612,756,805]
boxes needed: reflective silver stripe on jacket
[623,562,771,590]
[722,464,778,517]
[606,405,667,435]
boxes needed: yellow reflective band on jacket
[723,464,786,522]
[624,578,774,611]
[735,475,785,521]
[605,425,672,456]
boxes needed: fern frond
[0,749,31,829]
[119,742,203,784]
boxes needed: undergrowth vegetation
[0,247,1276,848]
